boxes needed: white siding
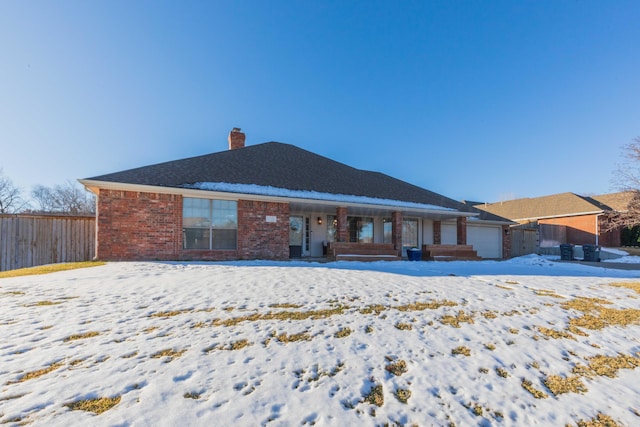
[441,222,457,244]
[422,220,434,245]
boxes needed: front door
[289,216,304,258]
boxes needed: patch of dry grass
[63,331,100,342]
[561,297,640,330]
[1,290,25,296]
[394,300,457,312]
[481,311,498,319]
[385,359,408,376]
[25,300,63,307]
[334,327,352,338]
[521,378,548,399]
[394,388,411,404]
[395,322,413,331]
[64,396,121,414]
[484,343,496,351]
[269,303,302,309]
[451,346,471,356]
[495,367,509,378]
[150,348,187,362]
[440,311,474,328]
[183,392,201,399]
[359,304,388,315]
[537,326,576,340]
[204,339,252,352]
[610,282,640,294]
[363,383,384,407]
[501,310,522,316]
[273,330,312,344]
[0,261,105,279]
[575,412,621,427]
[534,289,564,298]
[572,353,640,378]
[148,309,192,318]
[214,305,348,327]
[543,375,588,395]
[9,361,64,384]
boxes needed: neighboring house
[473,191,635,248]
[79,129,512,262]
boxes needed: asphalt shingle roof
[86,142,507,222]
[474,191,635,221]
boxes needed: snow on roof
[184,182,457,212]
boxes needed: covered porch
[288,199,477,261]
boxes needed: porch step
[422,244,481,261]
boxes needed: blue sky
[1,1,639,204]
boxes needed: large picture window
[402,219,418,248]
[183,198,237,250]
[348,216,373,243]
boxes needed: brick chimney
[228,128,245,150]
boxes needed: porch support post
[433,221,441,244]
[502,225,511,259]
[391,211,403,256]
[336,207,348,242]
[456,217,467,245]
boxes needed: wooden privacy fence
[0,214,95,271]
[510,225,538,257]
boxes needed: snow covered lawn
[2,256,640,426]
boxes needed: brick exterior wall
[502,225,511,259]
[97,189,182,261]
[97,189,290,261]
[433,221,442,244]
[456,217,467,245]
[391,211,403,256]
[336,207,348,242]
[237,200,289,259]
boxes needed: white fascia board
[468,218,514,226]
[512,210,605,222]
[78,180,476,217]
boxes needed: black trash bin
[582,244,600,262]
[559,244,574,261]
[407,248,422,261]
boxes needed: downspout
[595,213,601,246]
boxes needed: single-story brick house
[79,129,512,262]
[473,191,635,247]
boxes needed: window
[326,215,337,242]
[402,219,418,249]
[383,218,392,244]
[183,198,237,250]
[348,216,373,243]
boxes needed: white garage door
[467,225,502,259]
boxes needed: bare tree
[605,137,640,231]
[0,168,24,213]
[31,184,56,212]
[30,181,95,214]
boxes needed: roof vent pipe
[228,128,245,150]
